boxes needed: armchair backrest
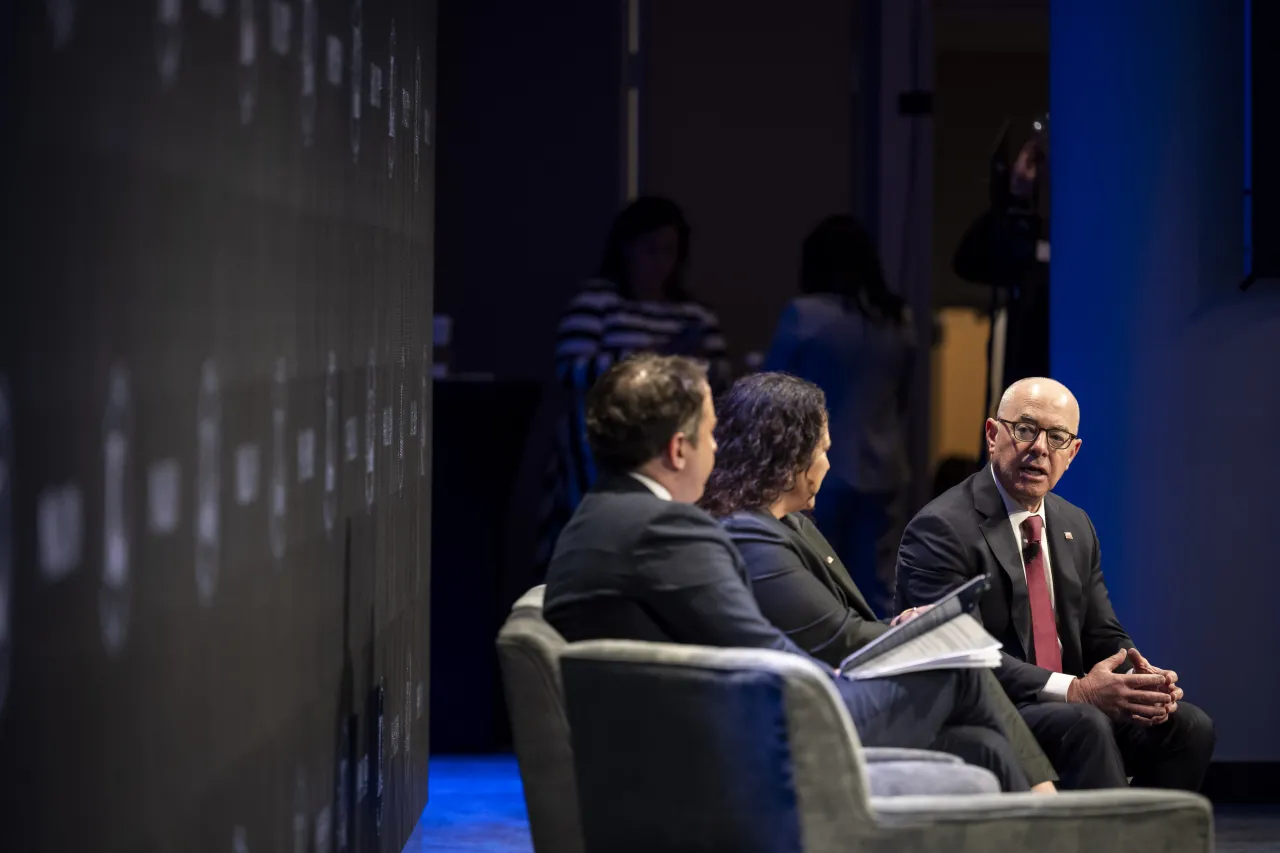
[560,641,875,853]
[495,585,584,853]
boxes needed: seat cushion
[867,760,1000,798]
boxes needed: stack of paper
[841,614,1002,681]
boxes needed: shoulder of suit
[583,485,673,523]
[650,498,730,532]
[719,509,789,542]
[914,472,978,518]
[1045,491,1091,525]
[719,508,768,530]
[647,503,745,561]
[579,492,731,553]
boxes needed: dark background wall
[427,0,625,754]
[434,1,625,381]
[639,0,855,366]
[0,0,434,850]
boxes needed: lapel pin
[826,555,834,564]
[1064,531,1073,540]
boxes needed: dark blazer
[543,475,806,655]
[720,509,890,666]
[896,468,1133,705]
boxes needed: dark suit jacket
[543,475,808,655]
[720,509,891,666]
[896,468,1133,705]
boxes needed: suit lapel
[792,514,877,620]
[773,512,877,621]
[973,473,1034,658]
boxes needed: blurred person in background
[954,117,1051,423]
[762,215,916,616]
[535,196,731,574]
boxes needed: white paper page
[849,649,1002,680]
[847,614,1000,678]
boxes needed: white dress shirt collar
[630,471,672,501]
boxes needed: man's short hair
[586,354,708,474]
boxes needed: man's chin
[996,468,1045,499]
[1010,481,1049,502]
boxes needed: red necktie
[1020,515,1062,672]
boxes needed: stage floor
[408,755,1280,853]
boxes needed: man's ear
[984,418,999,452]
[664,432,688,472]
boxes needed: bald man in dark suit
[898,378,1214,791]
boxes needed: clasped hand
[1068,648,1183,726]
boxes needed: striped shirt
[555,279,730,390]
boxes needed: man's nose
[1028,431,1051,454]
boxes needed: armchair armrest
[873,789,1212,853]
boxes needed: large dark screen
[0,1,434,850]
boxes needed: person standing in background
[953,120,1051,421]
[762,215,916,616]
[535,196,731,575]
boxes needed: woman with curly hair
[700,372,1057,792]
[700,372,923,655]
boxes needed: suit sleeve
[896,509,1054,706]
[633,505,812,657]
[733,529,888,667]
[1078,515,1135,669]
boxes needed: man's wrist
[1066,675,1087,704]
[1040,671,1076,703]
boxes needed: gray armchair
[496,584,1008,850]
[496,586,1010,853]
[560,640,1213,853]
[495,585,584,853]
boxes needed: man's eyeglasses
[998,419,1077,451]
